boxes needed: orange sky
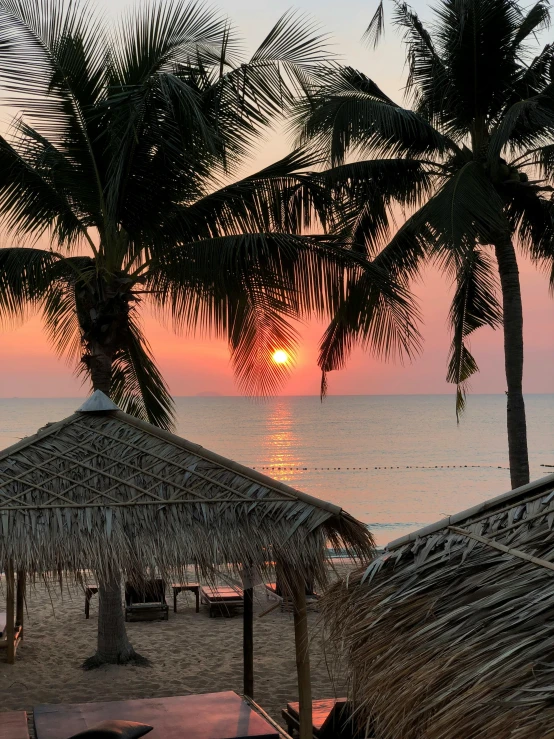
[0,0,552,398]
[1,255,552,398]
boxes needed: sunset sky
[0,0,552,398]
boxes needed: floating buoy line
[252,464,513,472]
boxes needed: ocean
[0,394,552,546]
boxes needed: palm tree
[294,0,554,490]
[0,0,417,665]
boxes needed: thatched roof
[0,392,373,583]
[324,473,554,739]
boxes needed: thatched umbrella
[324,473,554,739]
[0,390,373,738]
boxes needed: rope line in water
[251,464,513,472]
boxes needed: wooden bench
[200,586,244,617]
[282,698,353,738]
[0,710,29,739]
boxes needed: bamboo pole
[291,576,312,739]
[6,561,15,664]
[243,586,254,698]
[16,570,26,639]
[448,525,554,572]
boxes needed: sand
[0,571,351,736]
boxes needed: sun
[272,349,289,364]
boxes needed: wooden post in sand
[243,586,254,697]
[6,560,15,664]
[291,575,312,739]
[16,569,26,638]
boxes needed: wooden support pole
[16,570,26,639]
[243,586,254,698]
[291,576,312,739]
[6,561,15,664]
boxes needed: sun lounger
[34,691,279,739]
[0,711,30,739]
[0,611,22,661]
[282,698,353,738]
[201,585,244,617]
[265,582,320,611]
[125,579,169,622]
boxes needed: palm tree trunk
[87,341,113,394]
[494,234,530,489]
[82,341,147,668]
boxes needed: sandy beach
[0,570,352,736]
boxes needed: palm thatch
[324,473,554,739]
[0,391,373,586]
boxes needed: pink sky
[0,0,552,398]
[1,255,552,398]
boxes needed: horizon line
[1,392,553,400]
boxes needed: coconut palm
[0,0,418,665]
[294,0,554,490]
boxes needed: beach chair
[0,612,23,663]
[265,580,320,611]
[200,585,244,617]
[0,710,30,739]
[281,698,355,739]
[124,579,169,622]
[33,691,280,738]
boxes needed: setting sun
[272,350,289,364]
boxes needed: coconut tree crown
[294,0,554,487]
[0,0,413,427]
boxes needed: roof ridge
[387,472,554,550]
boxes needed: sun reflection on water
[261,400,302,483]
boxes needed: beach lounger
[201,585,244,617]
[125,579,169,622]
[265,582,320,611]
[281,698,354,739]
[34,691,280,739]
[0,612,22,661]
[0,710,29,739]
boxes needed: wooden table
[34,691,279,739]
[171,583,200,613]
[84,586,98,619]
[0,711,29,739]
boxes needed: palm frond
[363,1,385,49]
[425,161,508,255]
[318,260,422,396]
[173,148,335,240]
[111,0,231,86]
[512,1,550,51]
[445,250,502,418]
[293,66,453,165]
[0,133,89,245]
[318,158,434,251]
[0,246,60,324]
[109,314,174,430]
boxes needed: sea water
[0,394,552,546]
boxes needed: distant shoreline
[1,392,553,400]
